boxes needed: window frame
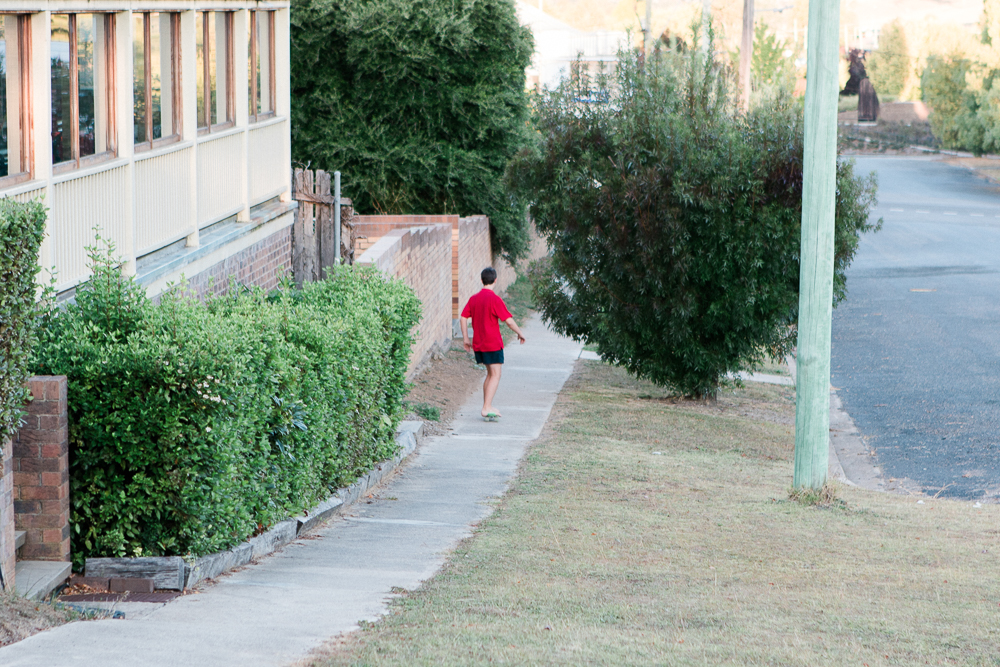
[52,12,117,176]
[133,11,182,154]
[248,9,275,124]
[0,14,34,189]
[198,10,234,135]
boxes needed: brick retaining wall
[183,225,293,298]
[456,216,493,319]
[13,376,70,562]
[356,224,453,377]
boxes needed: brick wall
[354,215,459,257]
[456,216,492,318]
[356,224,453,377]
[13,376,70,562]
[182,225,293,298]
[0,437,13,590]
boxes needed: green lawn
[311,361,1000,666]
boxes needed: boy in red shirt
[460,267,527,420]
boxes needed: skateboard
[484,412,500,422]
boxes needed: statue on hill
[841,48,868,96]
[858,78,880,122]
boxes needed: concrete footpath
[0,316,581,666]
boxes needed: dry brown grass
[309,360,1000,666]
[0,590,79,647]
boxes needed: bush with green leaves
[290,0,534,261]
[31,244,420,568]
[508,46,880,398]
[867,21,910,99]
[922,55,1000,155]
[0,200,46,439]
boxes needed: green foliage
[0,200,46,440]
[921,55,1000,154]
[867,21,910,98]
[508,46,880,398]
[32,242,420,568]
[407,402,440,422]
[290,0,534,261]
[751,22,795,91]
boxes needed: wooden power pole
[738,0,754,111]
[794,0,841,490]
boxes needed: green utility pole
[794,0,841,490]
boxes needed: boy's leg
[482,363,502,417]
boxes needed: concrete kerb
[183,421,423,588]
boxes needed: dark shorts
[474,349,504,365]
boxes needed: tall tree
[290,0,535,260]
[867,20,909,98]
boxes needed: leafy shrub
[0,200,46,440]
[922,54,1000,155]
[508,45,880,398]
[867,21,910,99]
[290,0,534,261]
[32,244,420,568]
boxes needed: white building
[0,1,293,298]
[515,1,629,90]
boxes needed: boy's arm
[504,317,527,344]
[461,316,473,352]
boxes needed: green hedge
[31,245,420,568]
[0,199,46,440]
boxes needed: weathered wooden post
[794,0,840,490]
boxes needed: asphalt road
[832,156,1000,500]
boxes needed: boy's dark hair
[481,267,497,285]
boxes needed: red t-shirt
[461,289,512,352]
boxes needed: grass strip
[311,361,1000,666]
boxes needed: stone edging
[183,421,423,588]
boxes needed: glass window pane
[50,15,72,164]
[0,20,8,177]
[133,13,145,143]
[149,13,162,139]
[77,14,96,158]
[259,13,271,113]
[248,12,256,116]
[213,13,223,123]
[196,13,205,128]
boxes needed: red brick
[19,485,59,500]
[40,472,63,487]
[14,499,40,515]
[109,578,155,593]
[41,529,62,543]
[40,499,68,514]
[40,443,66,459]
[27,400,62,416]
[37,415,68,431]
[20,543,62,559]
[18,513,61,529]
[13,472,39,488]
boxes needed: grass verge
[0,591,80,647]
[312,360,1000,666]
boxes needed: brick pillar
[13,376,70,561]
[0,437,13,589]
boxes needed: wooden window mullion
[268,12,275,114]
[18,15,32,176]
[69,15,80,167]
[225,13,234,123]
[105,14,116,155]
[172,13,181,137]
[144,13,152,146]
[249,10,257,121]
[202,13,210,130]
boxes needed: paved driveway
[832,156,1000,499]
